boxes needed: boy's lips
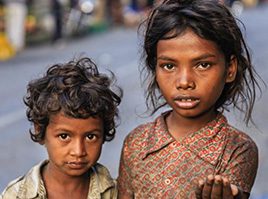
[173,95,200,109]
[66,161,88,169]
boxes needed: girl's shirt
[1,160,117,199]
[118,111,258,198]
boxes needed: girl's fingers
[195,179,204,199]
[202,174,214,199]
[197,175,243,199]
[231,184,243,199]
[222,177,234,199]
[211,175,223,199]
[230,184,239,196]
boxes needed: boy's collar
[88,163,115,199]
[17,160,48,198]
[17,161,115,199]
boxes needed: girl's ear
[225,55,238,83]
[34,124,45,145]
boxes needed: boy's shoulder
[1,160,47,199]
[0,175,25,199]
[93,163,114,182]
[90,163,117,199]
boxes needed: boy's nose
[70,139,86,157]
[175,68,195,90]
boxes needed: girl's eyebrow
[157,54,216,61]
[157,56,176,61]
[191,54,216,62]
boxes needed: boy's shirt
[1,160,117,199]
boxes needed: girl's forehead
[163,28,208,43]
[159,29,223,53]
[161,29,216,47]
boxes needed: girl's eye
[162,63,175,71]
[58,133,70,141]
[86,134,97,141]
[196,62,211,70]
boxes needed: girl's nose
[175,68,195,90]
[70,139,86,157]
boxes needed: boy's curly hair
[24,57,122,142]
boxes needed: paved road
[0,5,268,198]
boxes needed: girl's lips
[173,96,200,109]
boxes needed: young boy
[1,57,122,199]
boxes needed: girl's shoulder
[127,121,155,139]
[222,123,258,151]
[125,113,166,144]
[122,112,172,156]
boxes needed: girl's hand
[195,175,244,199]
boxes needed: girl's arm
[118,192,134,199]
[195,134,258,199]
[118,139,135,199]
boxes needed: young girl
[1,57,121,199]
[118,0,261,198]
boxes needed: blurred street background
[0,0,268,198]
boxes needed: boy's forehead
[48,111,100,123]
[47,112,104,131]
[49,111,65,122]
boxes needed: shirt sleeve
[220,138,258,194]
[101,180,118,199]
[0,176,23,199]
[117,137,134,198]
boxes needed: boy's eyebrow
[54,127,103,134]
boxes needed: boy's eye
[196,62,211,70]
[58,134,70,140]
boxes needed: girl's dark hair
[141,0,262,124]
[24,57,122,142]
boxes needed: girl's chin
[172,109,215,121]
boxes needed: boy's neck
[42,162,90,199]
[166,110,218,140]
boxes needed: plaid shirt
[118,111,258,198]
[1,160,117,199]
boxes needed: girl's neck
[166,110,218,140]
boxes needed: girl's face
[40,112,103,179]
[156,29,237,122]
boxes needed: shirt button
[165,178,171,185]
[171,142,177,147]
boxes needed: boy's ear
[225,55,238,83]
[34,124,45,145]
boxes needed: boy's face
[155,29,237,122]
[41,112,103,178]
